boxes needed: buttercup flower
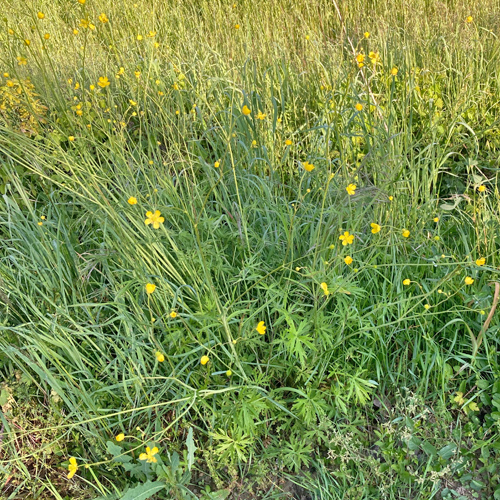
[344,256,353,265]
[346,184,357,195]
[145,283,156,294]
[115,433,125,442]
[67,457,78,479]
[285,139,293,146]
[355,103,363,111]
[226,370,232,376]
[402,229,410,238]
[155,351,165,362]
[364,31,370,38]
[424,304,430,310]
[478,185,486,193]
[466,16,473,23]
[256,111,266,120]
[200,355,209,365]
[434,217,439,222]
[303,161,315,172]
[98,13,109,23]
[476,257,485,266]
[214,160,220,168]
[68,136,75,142]
[242,105,251,115]
[139,446,158,463]
[391,67,398,76]
[403,279,411,286]
[128,197,137,205]
[356,53,365,64]
[339,231,354,246]
[370,223,381,234]
[37,12,45,19]
[97,76,110,88]
[464,276,474,285]
[145,210,164,229]
[256,321,266,335]
[170,311,177,318]
[320,282,330,296]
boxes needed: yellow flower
[135,71,141,78]
[454,392,465,405]
[466,16,473,23]
[344,256,353,265]
[44,33,50,40]
[355,103,363,111]
[402,229,410,238]
[339,231,354,246]
[226,370,232,376]
[369,51,380,64]
[41,216,46,220]
[155,351,165,362]
[356,53,365,63]
[403,279,411,286]
[235,24,240,29]
[6,80,14,87]
[38,221,43,226]
[364,31,370,38]
[145,283,156,295]
[320,282,330,296]
[478,185,486,192]
[285,139,293,146]
[24,39,31,46]
[242,105,251,115]
[303,161,315,172]
[256,111,266,120]
[129,100,137,106]
[424,304,430,310]
[346,183,357,196]
[139,446,158,463]
[128,197,137,205]
[370,223,381,234]
[170,311,177,318]
[97,76,110,88]
[433,217,439,222]
[8,29,14,35]
[200,355,209,365]
[3,72,9,78]
[115,433,125,442]
[117,67,125,75]
[73,29,79,35]
[38,12,45,19]
[464,276,474,285]
[145,210,164,229]
[147,31,157,37]
[476,257,485,266]
[68,136,75,142]
[137,34,143,40]
[78,0,86,4]
[251,140,257,147]
[99,13,109,23]
[256,321,266,335]
[214,160,220,168]
[67,457,78,479]
[391,67,398,76]
[388,196,393,201]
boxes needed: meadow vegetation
[1,0,500,498]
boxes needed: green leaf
[421,441,437,456]
[186,427,196,471]
[120,481,165,500]
[438,443,456,460]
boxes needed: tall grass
[1,0,500,498]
